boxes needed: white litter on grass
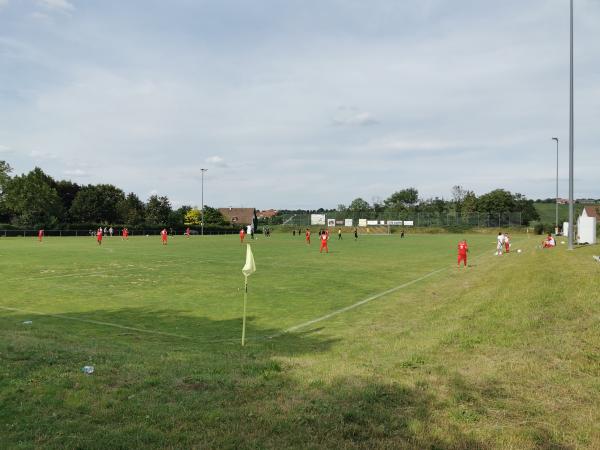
[81,366,94,375]
[593,256,600,262]
[22,320,32,325]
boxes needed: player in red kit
[161,228,168,245]
[38,229,44,242]
[185,227,191,238]
[319,230,329,253]
[96,228,103,245]
[305,228,311,244]
[240,228,245,243]
[457,239,468,267]
[504,234,510,253]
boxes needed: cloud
[0,144,12,154]
[63,168,88,177]
[205,156,228,167]
[29,150,58,160]
[0,0,9,10]
[332,108,378,126]
[37,0,74,11]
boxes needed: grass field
[1,232,599,449]
[533,203,585,225]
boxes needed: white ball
[517,249,522,253]
[494,251,498,256]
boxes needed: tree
[0,160,13,221]
[3,167,63,226]
[476,189,516,214]
[349,198,370,212]
[184,208,201,225]
[202,206,227,225]
[145,195,172,226]
[513,193,540,225]
[55,180,81,215]
[451,185,468,215]
[461,191,478,215]
[116,192,145,226]
[383,188,419,210]
[70,184,126,223]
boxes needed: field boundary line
[271,238,527,338]
[269,267,447,338]
[0,306,193,340]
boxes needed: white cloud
[0,144,11,153]
[332,108,378,126]
[29,150,58,160]
[63,168,88,177]
[37,0,74,11]
[205,156,227,167]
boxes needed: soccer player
[504,234,510,253]
[96,228,103,245]
[319,229,329,253]
[240,227,245,243]
[109,226,113,237]
[38,229,44,242]
[305,228,311,244]
[338,228,342,240]
[185,227,191,238]
[496,232,504,255]
[354,228,358,241]
[542,233,556,248]
[457,239,468,267]
[161,228,168,245]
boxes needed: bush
[534,223,554,235]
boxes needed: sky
[0,0,598,209]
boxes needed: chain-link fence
[279,212,524,228]
[0,228,240,238]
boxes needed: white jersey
[497,234,504,249]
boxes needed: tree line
[0,162,227,229]
[276,186,540,225]
[1,161,541,228]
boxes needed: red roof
[583,206,600,219]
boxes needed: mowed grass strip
[0,233,598,449]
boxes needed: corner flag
[241,244,256,346]
[242,244,256,277]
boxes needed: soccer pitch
[1,233,598,449]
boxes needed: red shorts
[457,254,467,265]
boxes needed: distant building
[219,208,257,227]
[257,209,278,219]
[557,198,569,205]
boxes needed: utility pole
[201,168,207,236]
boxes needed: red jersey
[97,230,103,239]
[306,231,310,239]
[161,229,167,238]
[458,241,468,255]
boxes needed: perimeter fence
[278,211,524,228]
[0,228,239,238]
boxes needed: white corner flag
[242,244,256,277]
[241,244,256,346]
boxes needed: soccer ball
[494,251,498,256]
[517,249,522,253]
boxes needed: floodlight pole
[568,0,574,250]
[201,168,207,236]
[552,137,559,233]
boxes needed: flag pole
[242,275,248,346]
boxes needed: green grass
[534,202,584,225]
[1,233,598,449]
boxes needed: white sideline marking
[270,266,447,338]
[0,306,192,340]
[271,237,526,338]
